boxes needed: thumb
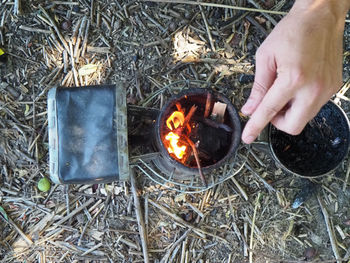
[241,50,277,115]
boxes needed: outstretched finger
[241,49,277,116]
[241,77,293,144]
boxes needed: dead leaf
[78,64,98,76]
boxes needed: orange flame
[166,111,184,130]
[165,132,186,159]
[165,111,187,159]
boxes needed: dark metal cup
[264,101,350,178]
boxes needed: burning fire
[165,132,186,159]
[165,110,187,159]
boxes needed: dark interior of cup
[269,101,350,177]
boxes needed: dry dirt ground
[0,1,350,262]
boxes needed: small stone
[344,219,350,226]
[304,247,317,261]
[72,5,80,13]
[238,74,254,84]
[247,42,254,51]
[76,214,85,224]
[184,11,191,19]
[184,211,194,222]
[61,20,72,31]
[38,177,51,192]
[169,22,176,32]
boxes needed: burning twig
[184,135,207,187]
[183,105,197,127]
[175,102,182,112]
[204,92,212,118]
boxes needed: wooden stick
[141,0,288,15]
[243,222,248,257]
[141,10,166,32]
[184,136,207,187]
[245,161,275,192]
[130,169,150,263]
[19,25,51,34]
[81,243,103,256]
[7,217,33,246]
[160,230,191,263]
[249,193,261,263]
[14,0,22,15]
[54,198,94,226]
[74,16,87,58]
[231,177,248,201]
[90,0,95,24]
[69,41,79,86]
[204,92,212,118]
[247,0,277,25]
[72,18,82,45]
[183,105,197,127]
[149,199,228,244]
[81,19,90,57]
[199,5,215,51]
[39,5,69,51]
[342,160,350,191]
[317,195,341,262]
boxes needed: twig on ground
[160,230,191,263]
[249,192,261,263]
[19,25,51,34]
[149,199,228,243]
[343,160,350,191]
[81,243,103,256]
[39,5,69,51]
[317,194,341,262]
[244,222,248,257]
[81,19,90,57]
[245,161,275,192]
[231,177,248,201]
[247,0,278,25]
[141,10,166,33]
[7,217,33,246]
[130,169,150,263]
[14,0,22,15]
[227,191,249,255]
[199,5,215,51]
[141,0,288,16]
[245,15,268,37]
[55,198,95,226]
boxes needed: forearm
[293,0,350,18]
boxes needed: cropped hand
[241,0,349,144]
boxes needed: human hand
[241,0,350,144]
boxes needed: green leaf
[24,104,30,116]
[0,206,9,222]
